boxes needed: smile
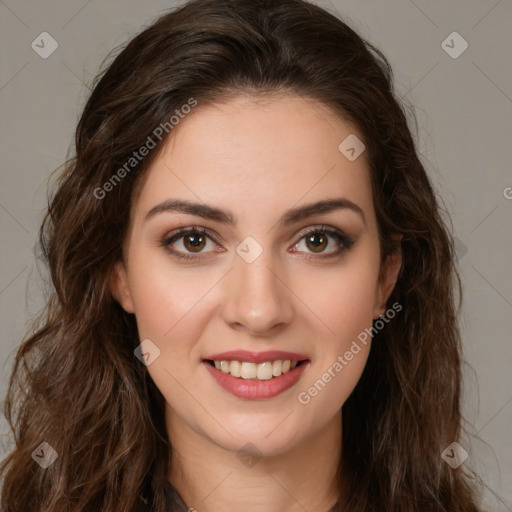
[207,359,302,380]
[202,350,311,400]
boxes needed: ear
[373,235,402,319]
[109,260,135,314]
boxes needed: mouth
[202,356,311,400]
[204,358,309,380]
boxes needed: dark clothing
[164,481,191,511]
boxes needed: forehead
[131,94,374,227]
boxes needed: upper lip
[204,350,310,364]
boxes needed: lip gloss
[203,360,310,400]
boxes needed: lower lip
[203,360,310,400]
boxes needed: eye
[290,225,354,259]
[161,226,221,261]
[161,224,355,262]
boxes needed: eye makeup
[160,224,356,263]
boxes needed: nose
[220,251,294,336]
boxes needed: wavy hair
[1,0,483,510]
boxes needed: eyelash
[161,225,355,262]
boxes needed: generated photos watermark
[441,441,469,469]
[94,97,198,199]
[31,441,58,469]
[297,301,402,405]
[134,338,161,366]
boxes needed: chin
[202,414,307,457]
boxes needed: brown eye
[162,227,218,260]
[182,232,207,252]
[304,232,328,253]
[291,226,355,259]
[162,225,354,262]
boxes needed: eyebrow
[145,197,366,227]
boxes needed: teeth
[256,362,273,380]
[240,362,257,379]
[272,360,282,376]
[210,359,302,380]
[230,360,241,377]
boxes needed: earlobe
[109,261,135,314]
[373,236,402,319]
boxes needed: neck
[167,409,342,512]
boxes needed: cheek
[293,266,377,410]
[126,252,222,401]
[294,254,380,342]
[129,261,216,420]
[290,249,379,415]
[127,251,214,341]
[297,344,370,423]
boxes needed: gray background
[1,0,511,509]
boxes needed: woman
[0,0,484,510]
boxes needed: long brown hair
[1,0,484,510]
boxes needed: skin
[110,94,402,512]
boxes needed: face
[111,94,401,456]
